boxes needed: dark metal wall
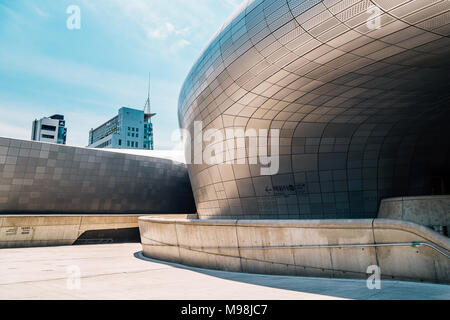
[178,0,450,219]
[0,138,196,214]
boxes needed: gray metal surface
[0,137,196,214]
[178,0,450,220]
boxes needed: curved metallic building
[179,0,450,220]
[0,137,196,214]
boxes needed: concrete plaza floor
[0,243,448,300]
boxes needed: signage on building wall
[265,184,306,196]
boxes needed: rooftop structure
[31,114,67,145]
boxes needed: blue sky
[0,0,240,148]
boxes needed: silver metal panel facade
[0,137,196,214]
[179,0,450,220]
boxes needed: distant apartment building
[88,107,155,150]
[31,114,67,145]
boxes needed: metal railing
[144,239,450,259]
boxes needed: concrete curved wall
[0,137,196,214]
[178,0,450,220]
[0,214,194,248]
[0,214,141,248]
[139,216,450,283]
[379,195,450,229]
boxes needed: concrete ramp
[139,217,450,284]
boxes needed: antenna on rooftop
[144,72,151,115]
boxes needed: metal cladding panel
[178,0,450,220]
[0,138,196,214]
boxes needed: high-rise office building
[88,107,155,150]
[31,114,67,145]
[88,75,156,150]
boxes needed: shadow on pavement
[133,251,450,300]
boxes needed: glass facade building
[88,107,155,150]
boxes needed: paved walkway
[0,243,448,300]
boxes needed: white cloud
[166,23,175,33]
[146,22,190,40]
[34,7,50,18]
[175,27,190,36]
[225,0,243,8]
[78,0,239,55]
[170,39,191,53]
[146,27,167,39]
